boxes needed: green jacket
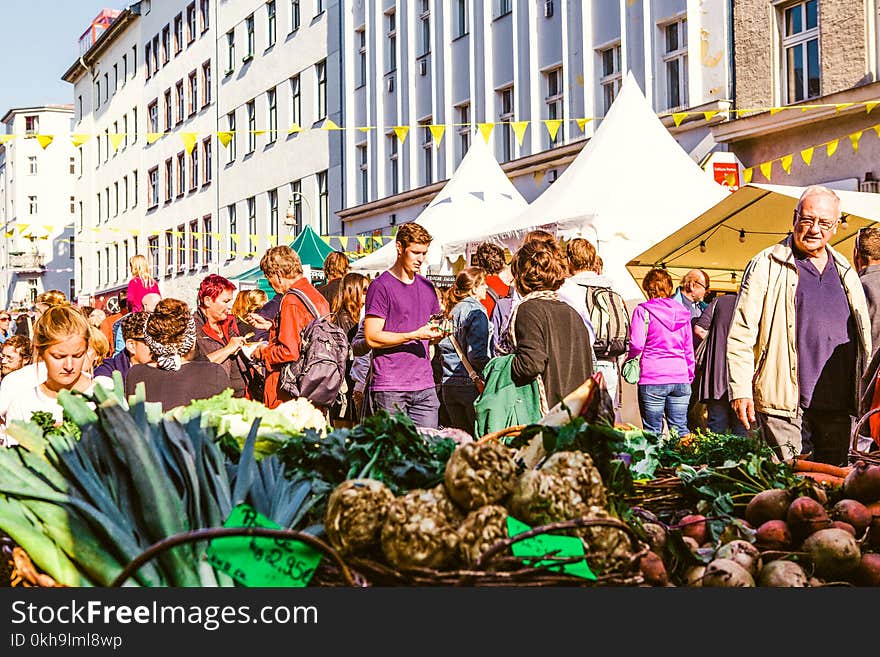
[474,355,544,436]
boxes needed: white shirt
[557,278,597,346]
[0,362,47,421]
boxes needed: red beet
[679,514,709,545]
[755,520,792,550]
[638,551,668,586]
[786,496,831,543]
[745,489,793,527]
[853,553,880,586]
[843,461,880,504]
[830,521,856,537]
[831,499,872,536]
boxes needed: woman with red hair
[193,274,251,398]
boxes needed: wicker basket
[625,467,690,517]
[849,409,880,466]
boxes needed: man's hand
[731,397,756,431]
[410,323,444,342]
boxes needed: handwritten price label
[206,504,322,587]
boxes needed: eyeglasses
[0,317,9,321]
[795,212,839,231]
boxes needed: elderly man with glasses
[0,313,15,344]
[727,185,871,466]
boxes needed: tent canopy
[442,72,728,300]
[626,183,880,293]
[350,137,527,275]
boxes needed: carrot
[791,460,852,478]
[795,472,845,485]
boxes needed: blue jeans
[706,398,748,436]
[638,383,691,437]
[371,387,441,429]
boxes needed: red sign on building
[713,162,741,192]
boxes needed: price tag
[506,516,596,580]
[206,504,322,587]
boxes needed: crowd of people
[1,183,879,466]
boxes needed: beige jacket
[727,237,871,418]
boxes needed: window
[290,180,303,233]
[190,149,199,191]
[164,89,172,131]
[356,28,367,87]
[69,235,75,259]
[419,1,430,56]
[173,14,183,53]
[456,103,470,162]
[357,143,368,203]
[317,171,328,234]
[246,14,255,59]
[420,120,433,185]
[133,170,138,206]
[199,0,209,33]
[202,61,212,106]
[176,80,185,123]
[123,114,129,148]
[186,3,196,43]
[148,100,158,133]
[190,220,199,270]
[124,241,130,274]
[133,106,138,142]
[388,133,399,195]
[152,35,159,71]
[227,111,236,162]
[203,139,212,184]
[386,11,397,73]
[227,205,237,258]
[267,1,277,47]
[498,86,514,161]
[599,44,622,114]
[316,60,327,121]
[662,17,688,110]
[455,0,468,37]
[97,193,102,223]
[123,175,129,210]
[188,71,198,115]
[202,215,212,265]
[177,151,186,195]
[148,167,159,207]
[291,0,300,31]
[149,236,160,279]
[316,0,324,14]
[177,224,186,272]
[28,196,37,215]
[113,63,119,91]
[131,45,137,79]
[268,189,279,236]
[165,158,173,202]
[145,41,152,77]
[69,156,75,175]
[162,25,170,64]
[545,67,563,147]
[290,74,302,128]
[226,30,235,73]
[114,244,120,282]
[28,156,37,175]
[247,196,257,254]
[104,73,109,102]
[114,182,119,216]
[247,100,256,153]
[497,0,512,17]
[97,251,102,287]
[77,95,83,121]
[122,55,127,83]
[70,195,75,214]
[105,247,111,285]
[782,0,819,103]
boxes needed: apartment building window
[267,87,278,143]
[227,112,236,162]
[246,14,255,60]
[123,175,129,209]
[316,60,327,121]
[545,67,563,147]
[112,182,118,216]
[174,14,183,53]
[148,236,159,278]
[105,247,111,285]
[187,3,196,43]
[190,149,199,191]
[782,0,819,103]
[165,230,175,276]
[70,195,76,215]
[97,252,102,287]
[227,204,237,258]
[419,1,431,56]
[203,138,212,184]
[177,151,186,195]
[420,120,433,185]
[131,45,137,79]
[164,89,172,130]
[291,0,300,32]
[456,103,470,161]
[268,188,278,236]
[316,0,324,14]
[202,215,213,265]
[78,148,83,176]
[199,0,209,33]
[247,196,257,254]
[28,156,37,175]
[152,35,159,71]
[290,180,303,232]
[498,0,512,17]
[662,17,688,110]
[190,220,199,270]
[357,143,368,203]
[113,63,119,91]
[317,171,328,234]
[114,244,120,282]
[599,44,621,114]
[97,193,102,223]
[454,0,468,37]
[388,133,399,195]
[177,224,186,273]
[133,170,138,206]
[267,1,277,47]
[165,158,173,202]
[162,25,170,64]
[352,28,366,88]
[124,241,130,274]
[290,74,302,128]
[386,11,397,73]
[188,71,198,116]
[226,30,235,73]
[103,73,109,102]
[148,167,159,207]
[247,100,256,153]
[149,98,160,131]
[176,80,185,123]
[498,86,514,162]
[122,55,128,84]
[202,61,211,106]
[104,128,110,162]
[104,187,110,220]
[123,114,129,148]
[145,41,152,78]
[133,106,138,142]
[69,156,75,175]
[28,196,37,215]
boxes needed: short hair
[681,269,710,290]
[2,335,32,363]
[511,242,568,294]
[32,304,90,356]
[395,222,433,250]
[593,254,604,274]
[197,274,236,308]
[35,290,67,307]
[796,185,841,214]
[856,226,880,262]
[474,242,507,274]
[566,238,597,273]
[643,268,674,299]
[121,311,149,341]
[522,229,558,248]
[323,251,350,280]
[260,245,303,279]
[145,298,192,347]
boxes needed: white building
[0,106,76,309]
[337,0,732,237]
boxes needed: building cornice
[1,105,74,126]
[61,7,140,84]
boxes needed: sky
[0,0,130,116]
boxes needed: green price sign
[506,516,596,580]
[206,504,322,587]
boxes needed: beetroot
[755,520,792,550]
[830,521,856,537]
[853,553,880,586]
[786,496,832,542]
[638,551,668,586]
[842,461,880,504]
[679,514,709,545]
[868,517,880,549]
[831,499,872,536]
[745,489,793,527]
[802,528,861,580]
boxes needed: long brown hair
[331,272,370,322]
[443,267,486,315]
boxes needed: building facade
[0,106,76,309]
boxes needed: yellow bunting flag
[759,161,772,181]
[826,139,839,158]
[0,134,16,145]
[320,235,332,245]
[743,168,753,184]
[4,230,13,238]
[780,154,793,175]
[866,101,879,115]
[229,234,240,244]
[268,235,278,247]
[146,132,164,144]
[42,225,54,234]
[131,229,140,236]
[672,112,687,127]
[478,123,495,144]
[216,131,233,147]
[356,236,367,249]
[357,126,374,133]
[835,103,855,113]
[575,118,592,132]
[35,135,54,149]
[511,121,529,145]
[429,124,446,147]
[181,132,198,154]
[874,126,880,139]
[71,133,90,147]
[252,130,266,136]
[322,119,342,130]
[533,170,546,186]
[703,111,719,122]
[393,126,410,143]
[769,107,784,116]
[109,133,125,151]
[544,119,563,141]
[850,131,863,153]
[800,147,814,166]
[17,224,30,234]
[287,123,302,135]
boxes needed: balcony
[8,252,46,272]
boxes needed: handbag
[448,334,486,395]
[621,310,651,385]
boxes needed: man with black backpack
[474,242,514,356]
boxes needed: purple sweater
[627,298,695,385]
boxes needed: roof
[1,105,75,125]
[61,6,140,84]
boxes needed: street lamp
[284,191,312,236]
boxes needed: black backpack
[278,289,350,407]
[487,286,514,356]
[581,285,630,359]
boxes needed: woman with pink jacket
[627,268,695,438]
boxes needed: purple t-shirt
[364,271,440,392]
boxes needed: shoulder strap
[286,287,320,321]
[448,334,484,387]
[486,287,500,302]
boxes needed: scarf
[143,316,197,371]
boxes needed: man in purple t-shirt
[364,223,444,428]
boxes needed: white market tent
[350,137,527,275]
[442,72,729,301]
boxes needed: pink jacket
[627,298,695,385]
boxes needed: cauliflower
[381,485,463,571]
[540,451,607,509]
[444,441,518,511]
[324,479,395,556]
[457,505,509,568]
[507,469,590,531]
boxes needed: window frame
[780,0,820,104]
[660,16,689,111]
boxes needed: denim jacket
[438,296,491,385]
